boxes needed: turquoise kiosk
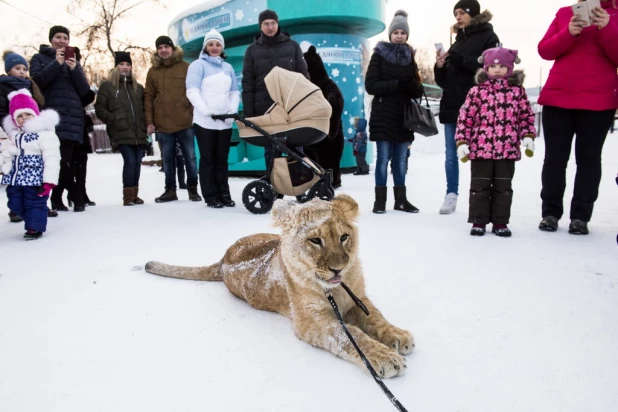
[169,0,385,174]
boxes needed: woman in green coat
[95,52,148,206]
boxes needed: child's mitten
[457,144,470,163]
[522,137,535,157]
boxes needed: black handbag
[403,91,439,137]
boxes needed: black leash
[326,283,409,412]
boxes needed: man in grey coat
[242,9,309,170]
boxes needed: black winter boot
[373,186,387,214]
[50,188,68,211]
[155,188,178,203]
[393,186,419,213]
[568,219,589,235]
[9,211,23,223]
[188,186,202,202]
[220,193,236,207]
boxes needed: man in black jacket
[242,9,309,171]
[433,0,499,215]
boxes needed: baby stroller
[213,67,335,214]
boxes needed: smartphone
[64,46,75,60]
[435,42,445,55]
[572,3,590,26]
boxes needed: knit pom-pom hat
[8,89,40,125]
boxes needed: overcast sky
[0,0,573,87]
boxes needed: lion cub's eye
[309,238,322,245]
[340,234,349,242]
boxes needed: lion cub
[145,195,414,378]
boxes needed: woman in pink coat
[537,0,618,235]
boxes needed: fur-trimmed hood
[452,10,493,34]
[475,69,525,87]
[373,41,416,66]
[2,109,60,135]
[151,46,185,69]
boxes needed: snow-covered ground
[1,131,617,412]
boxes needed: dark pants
[195,125,232,202]
[468,159,515,225]
[52,140,83,206]
[72,150,89,200]
[354,153,369,174]
[117,144,144,188]
[304,130,344,187]
[176,141,186,187]
[157,127,198,190]
[7,185,49,232]
[541,106,614,222]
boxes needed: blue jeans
[157,127,198,190]
[375,141,408,187]
[444,123,459,195]
[7,185,49,232]
[117,144,144,188]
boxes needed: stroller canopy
[237,67,332,139]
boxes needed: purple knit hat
[478,47,521,79]
[8,89,40,125]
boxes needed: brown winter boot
[133,187,144,205]
[188,186,202,202]
[123,187,135,206]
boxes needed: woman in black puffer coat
[365,10,424,214]
[434,1,499,214]
[30,26,91,212]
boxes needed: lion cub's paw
[364,344,407,379]
[380,326,415,355]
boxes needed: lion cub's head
[272,195,360,290]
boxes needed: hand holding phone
[435,42,445,56]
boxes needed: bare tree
[415,48,436,86]
[67,0,162,84]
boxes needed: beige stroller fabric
[271,157,320,196]
[237,67,332,138]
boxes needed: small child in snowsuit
[348,117,369,175]
[455,47,536,237]
[2,89,60,240]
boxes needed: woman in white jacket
[186,29,240,208]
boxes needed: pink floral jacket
[455,70,536,161]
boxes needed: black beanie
[453,0,481,18]
[259,9,279,25]
[114,51,132,67]
[155,36,174,49]
[49,26,70,42]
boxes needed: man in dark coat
[242,9,309,170]
[30,26,91,212]
[302,46,345,188]
[433,1,499,215]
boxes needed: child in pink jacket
[455,47,536,237]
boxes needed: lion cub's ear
[271,199,298,230]
[332,195,359,221]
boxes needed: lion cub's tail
[144,261,223,281]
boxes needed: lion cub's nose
[329,268,342,275]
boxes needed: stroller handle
[211,114,240,121]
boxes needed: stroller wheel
[242,180,277,214]
[308,182,335,201]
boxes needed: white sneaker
[439,193,458,214]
